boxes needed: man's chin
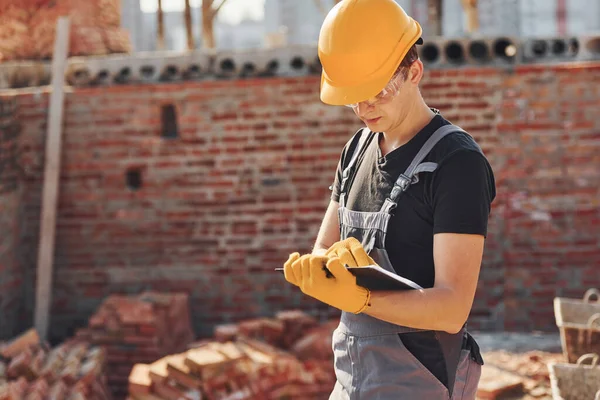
[365,117,386,131]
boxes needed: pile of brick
[477,350,565,399]
[0,0,131,62]
[0,328,111,400]
[127,310,338,400]
[75,292,195,400]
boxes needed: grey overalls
[330,124,484,400]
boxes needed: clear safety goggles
[345,70,406,109]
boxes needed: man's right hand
[283,252,301,286]
[283,253,330,287]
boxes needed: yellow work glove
[325,237,376,267]
[284,254,371,314]
[282,252,302,286]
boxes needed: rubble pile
[0,329,112,400]
[75,292,195,399]
[127,311,339,400]
[0,0,131,62]
[477,350,565,400]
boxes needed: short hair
[396,44,419,79]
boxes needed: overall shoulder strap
[339,127,372,208]
[380,124,466,214]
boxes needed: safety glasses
[345,69,406,109]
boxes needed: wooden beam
[184,0,194,50]
[157,0,165,50]
[461,0,479,34]
[428,0,443,36]
[34,16,70,341]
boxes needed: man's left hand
[325,237,376,267]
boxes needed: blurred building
[120,0,265,52]
[263,0,600,43]
[121,0,600,53]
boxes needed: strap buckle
[397,174,412,191]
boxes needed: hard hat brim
[319,33,423,107]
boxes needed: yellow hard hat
[318,0,423,106]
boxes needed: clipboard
[274,265,423,292]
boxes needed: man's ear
[409,59,425,85]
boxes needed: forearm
[364,286,470,334]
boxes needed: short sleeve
[431,150,496,236]
[330,130,365,203]
[330,156,344,202]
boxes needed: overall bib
[329,124,484,400]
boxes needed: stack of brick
[75,292,195,400]
[0,328,112,400]
[128,337,331,400]
[213,310,320,350]
[0,0,131,62]
[128,310,338,399]
[213,311,338,384]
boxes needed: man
[282,0,496,399]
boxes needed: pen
[274,266,334,278]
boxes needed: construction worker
[282,0,495,398]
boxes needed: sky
[139,0,266,24]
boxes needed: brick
[0,329,39,359]
[477,365,525,399]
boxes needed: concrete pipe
[522,36,579,63]
[579,35,600,60]
[444,40,466,65]
[262,59,280,77]
[214,51,241,78]
[160,64,180,81]
[138,64,158,82]
[281,45,319,76]
[290,56,305,71]
[94,69,111,85]
[66,62,92,87]
[183,63,203,79]
[114,66,133,84]
[467,40,491,64]
[420,42,442,65]
[492,37,518,63]
[0,61,52,89]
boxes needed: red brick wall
[3,62,600,341]
[0,97,25,339]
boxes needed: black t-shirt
[331,113,496,288]
[330,113,496,390]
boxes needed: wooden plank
[34,16,71,341]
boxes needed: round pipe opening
[266,59,279,74]
[569,38,580,55]
[96,69,110,83]
[531,40,548,57]
[241,62,256,76]
[161,65,179,81]
[468,40,490,62]
[186,64,202,78]
[493,38,517,61]
[551,39,567,55]
[140,65,155,78]
[115,66,131,83]
[444,41,465,64]
[220,58,236,73]
[290,56,305,70]
[421,43,440,63]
